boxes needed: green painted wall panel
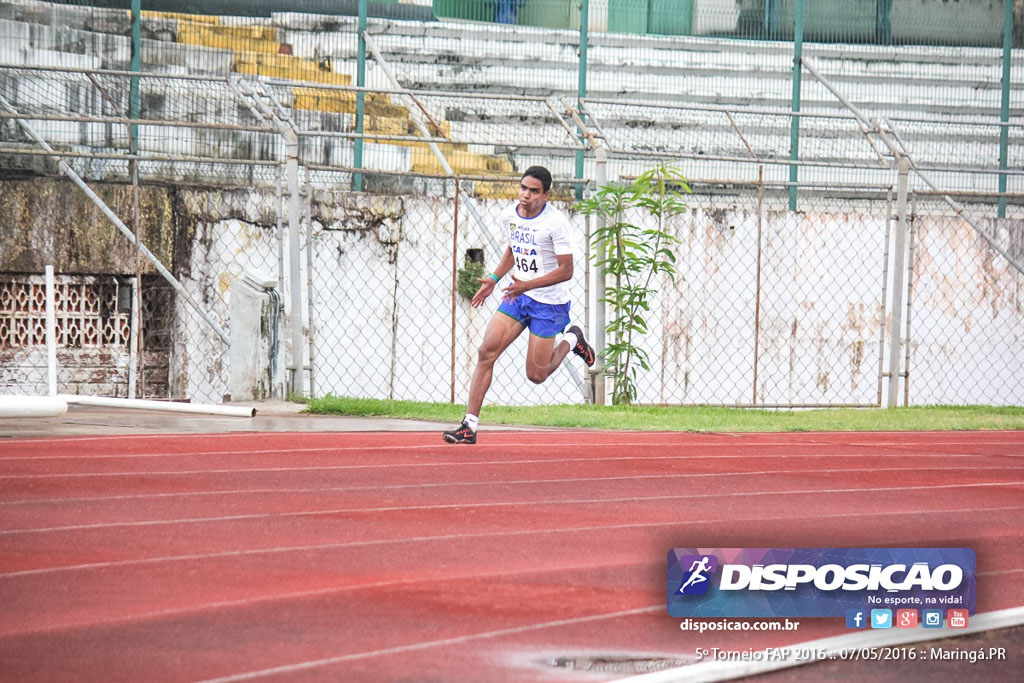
[649,0,693,36]
[608,0,649,34]
[519,0,576,29]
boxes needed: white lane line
[1,563,663,635]
[617,605,1024,683]
[4,455,1024,481]
[205,603,1024,681]
[2,464,1022,507]
[2,523,1018,639]
[1,439,1021,461]
[5,427,1022,446]
[2,481,1022,535]
[2,502,1021,578]
[984,568,1024,576]
[1,433,276,444]
[9,428,1024,444]
[0,443,836,460]
[2,482,1021,535]
[3,556,1019,653]
[198,605,668,682]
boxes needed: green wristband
[487,273,500,283]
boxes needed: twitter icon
[870,609,892,629]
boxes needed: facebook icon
[846,608,867,629]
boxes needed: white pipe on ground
[59,395,256,418]
[0,396,68,418]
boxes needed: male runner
[443,166,594,444]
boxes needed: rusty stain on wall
[913,217,1024,341]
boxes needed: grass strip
[306,395,1024,432]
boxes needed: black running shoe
[442,421,477,444]
[567,325,595,367]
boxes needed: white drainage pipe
[59,395,256,418]
[0,396,69,418]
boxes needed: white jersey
[499,202,574,305]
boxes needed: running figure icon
[678,556,712,594]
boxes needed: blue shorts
[497,294,570,338]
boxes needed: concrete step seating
[147,8,516,190]
[274,12,1019,192]
[0,0,516,192]
[0,0,1018,196]
[287,14,1019,112]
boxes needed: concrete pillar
[229,271,283,401]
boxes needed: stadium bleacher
[0,0,1019,196]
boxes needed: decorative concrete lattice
[0,275,130,349]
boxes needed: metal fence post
[276,164,285,300]
[450,178,460,404]
[575,0,589,202]
[766,0,781,38]
[788,0,804,211]
[875,0,893,45]
[286,135,304,397]
[887,156,911,408]
[354,0,367,192]
[128,275,139,399]
[129,0,140,151]
[998,0,1012,218]
[752,166,764,405]
[592,145,607,405]
[45,265,57,397]
[305,168,316,399]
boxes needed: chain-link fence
[632,184,891,407]
[305,173,586,407]
[1,0,1021,407]
[904,196,1024,406]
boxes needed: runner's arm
[471,247,514,307]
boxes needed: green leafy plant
[456,259,486,300]
[576,164,689,405]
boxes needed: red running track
[0,430,1021,681]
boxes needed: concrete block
[229,277,280,401]
[142,38,235,73]
[0,18,30,44]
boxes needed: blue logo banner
[667,548,975,618]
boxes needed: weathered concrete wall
[0,348,167,397]
[2,178,1022,406]
[655,209,890,406]
[0,178,277,404]
[167,187,282,403]
[0,178,175,273]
